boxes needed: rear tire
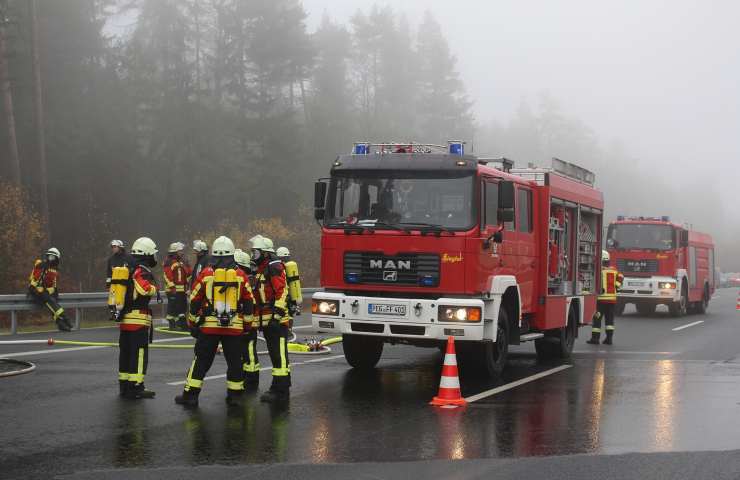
[636,303,656,316]
[695,286,709,314]
[535,304,577,360]
[669,283,688,317]
[342,334,383,370]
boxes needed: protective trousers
[30,289,65,322]
[592,302,615,339]
[119,328,149,387]
[166,292,188,330]
[242,329,260,389]
[262,322,291,392]
[184,334,244,393]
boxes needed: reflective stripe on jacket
[599,267,624,303]
[120,265,157,331]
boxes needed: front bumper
[311,292,486,341]
[618,276,680,303]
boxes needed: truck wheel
[636,303,656,316]
[615,302,625,316]
[669,283,688,317]
[535,304,577,360]
[476,307,510,379]
[342,334,383,370]
[695,286,709,314]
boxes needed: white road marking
[166,354,345,386]
[574,350,678,355]
[0,335,194,358]
[464,365,572,403]
[672,320,704,332]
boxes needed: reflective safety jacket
[163,255,190,294]
[283,260,303,306]
[120,264,157,331]
[253,258,289,325]
[188,265,254,336]
[29,259,58,295]
[599,266,624,303]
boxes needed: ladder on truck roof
[510,157,595,186]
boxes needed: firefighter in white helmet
[106,240,131,289]
[250,235,291,403]
[28,247,72,332]
[115,237,159,399]
[175,236,254,408]
[276,246,303,328]
[587,250,624,345]
[163,242,191,331]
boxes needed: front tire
[535,304,577,360]
[475,307,510,379]
[669,283,688,317]
[342,334,384,370]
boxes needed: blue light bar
[448,141,464,156]
[345,272,360,283]
[354,144,369,155]
[661,216,670,222]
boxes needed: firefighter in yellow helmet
[28,247,72,332]
[235,248,261,392]
[588,250,624,345]
[112,237,159,399]
[250,235,291,403]
[175,236,254,408]
[163,242,190,331]
[276,246,302,329]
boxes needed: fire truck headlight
[312,300,339,316]
[658,282,677,289]
[438,306,482,322]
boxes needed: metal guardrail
[0,288,323,335]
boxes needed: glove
[108,306,118,322]
[274,307,286,318]
[289,304,301,316]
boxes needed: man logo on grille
[383,271,398,282]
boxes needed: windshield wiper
[360,221,408,232]
[323,222,369,234]
[396,222,451,235]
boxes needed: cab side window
[484,181,499,226]
[518,188,532,233]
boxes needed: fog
[303,0,740,269]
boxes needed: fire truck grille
[344,252,440,287]
[616,259,659,275]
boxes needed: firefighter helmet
[131,237,158,256]
[276,247,290,258]
[46,247,61,259]
[211,236,235,257]
[110,239,124,248]
[168,242,185,253]
[234,248,251,267]
[249,235,275,253]
[602,250,610,263]
[192,239,208,252]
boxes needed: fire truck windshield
[607,223,675,251]
[325,172,475,230]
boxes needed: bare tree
[29,0,49,232]
[0,1,20,185]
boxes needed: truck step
[519,333,545,342]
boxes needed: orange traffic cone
[736,290,740,311]
[430,336,467,407]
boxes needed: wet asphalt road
[1,288,740,479]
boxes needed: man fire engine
[311,142,605,379]
[606,216,715,316]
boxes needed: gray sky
[303,0,740,208]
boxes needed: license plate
[368,303,407,316]
[629,281,645,287]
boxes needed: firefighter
[250,235,291,404]
[175,236,254,408]
[588,250,624,345]
[164,242,190,331]
[235,248,260,392]
[276,246,302,328]
[106,240,131,289]
[28,247,73,332]
[189,240,209,292]
[114,237,159,399]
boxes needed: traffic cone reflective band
[736,290,740,310]
[430,336,467,407]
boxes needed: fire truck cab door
[479,179,517,288]
[513,186,536,314]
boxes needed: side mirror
[483,227,504,249]
[314,181,327,220]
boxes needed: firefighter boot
[176,315,188,332]
[124,383,156,400]
[244,374,259,394]
[225,389,245,407]
[586,332,600,345]
[260,389,289,404]
[167,317,176,331]
[175,388,200,408]
[603,331,613,345]
[56,314,73,332]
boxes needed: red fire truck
[606,217,715,316]
[311,142,604,378]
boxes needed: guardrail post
[11,310,17,335]
[74,308,81,330]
